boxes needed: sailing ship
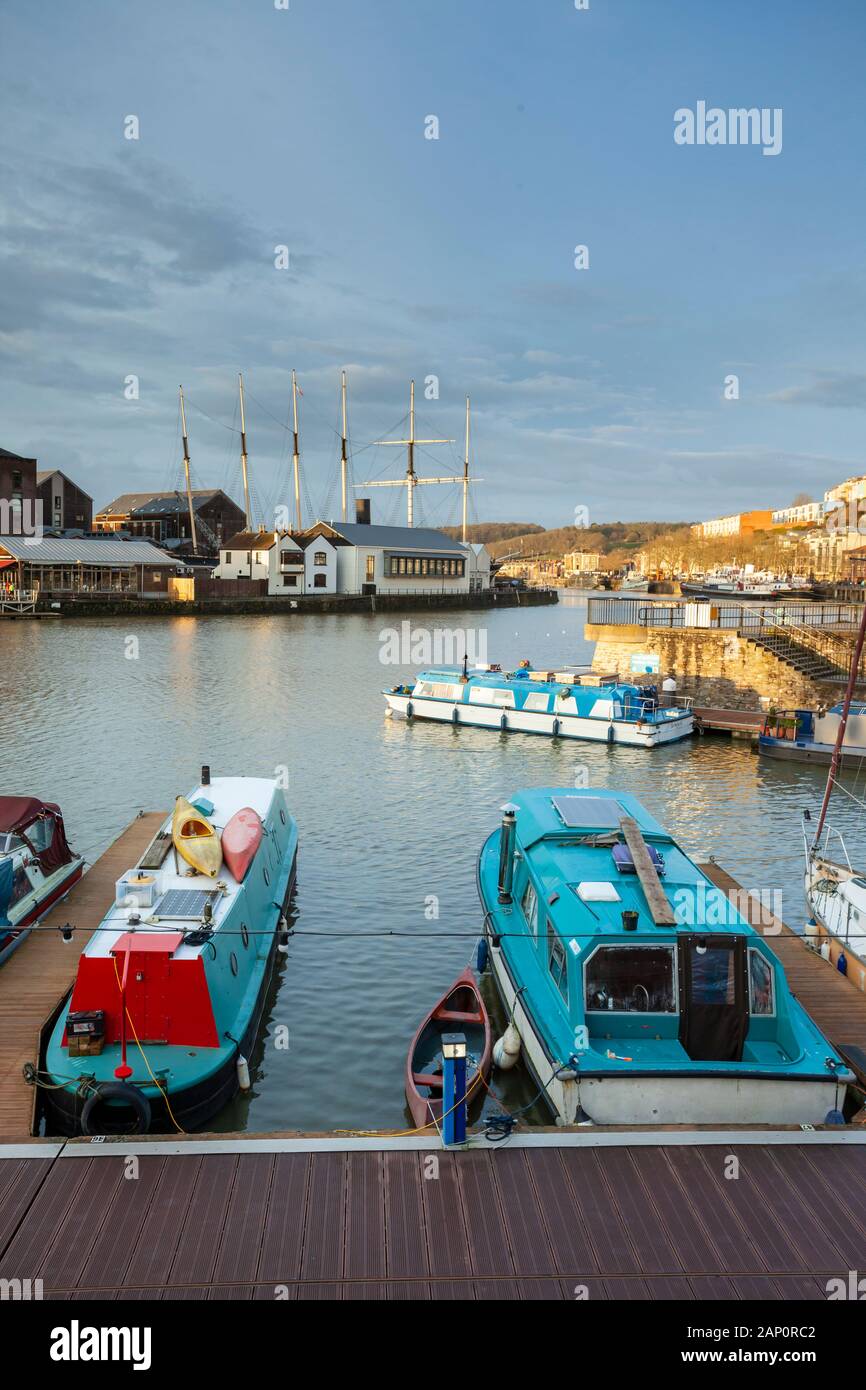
[0,797,83,966]
[42,771,298,1135]
[803,601,866,989]
[478,787,852,1124]
[385,663,694,746]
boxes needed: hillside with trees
[447,521,689,566]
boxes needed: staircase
[743,629,848,683]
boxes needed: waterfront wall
[586,623,840,708]
[34,587,558,620]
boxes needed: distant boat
[385,663,694,747]
[618,573,649,592]
[478,787,852,1124]
[43,773,298,1134]
[0,796,83,966]
[759,704,866,766]
[405,967,491,1130]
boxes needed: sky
[1,0,865,530]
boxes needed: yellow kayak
[172,796,222,878]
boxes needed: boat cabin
[412,667,671,724]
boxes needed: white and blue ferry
[478,787,852,1125]
[385,664,693,747]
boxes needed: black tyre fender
[80,1081,152,1136]
[406,700,414,720]
[552,718,560,737]
[500,713,508,731]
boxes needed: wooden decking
[693,707,764,736]
[701,862,866,1088]
[1,1132,865,1299]
[0,813,164,1139]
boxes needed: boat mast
[238,372,251,528]
[179,385,198,556]
[341,370,349,522]
[462,395,470,544]
[362,381,454,528]
[813,600,866,848]
[291,369,302,531]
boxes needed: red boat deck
[2,1132,865,1299]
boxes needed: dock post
[441,1032,467,1146]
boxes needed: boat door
[677,934,748,1062]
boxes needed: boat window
[590,699,614,719]
[0,833,24,854]
[521,880,539,937]
[427,682,462,700]
[9,864,33,908]
[470,687,515,708]
[584,945,676,1013]
[24,816,54,855]
[748,949,775,1016]
[549,936,568,1003]
[523,692,551,712]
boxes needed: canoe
[222,807,262,883]
[405,966,492,1131]
[172,796,222,878]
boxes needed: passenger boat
[477,787,852,1124]
[803,604,866,988]
[759,704,866,766]
[42,771,298,1135]
[405,967,491,1129]
[0,796,83,966]
[385,664,694,747]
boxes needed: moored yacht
[43,772,298,1135]
[478,787,851,1124]
[385,664,693,747]
[0,796,83,965]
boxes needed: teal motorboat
[477,787,852,1125]
[42,772,297,1135]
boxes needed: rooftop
[97,490,228,518]
[322,521,467,552]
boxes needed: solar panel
[551,795,624,829]
[152,889,220,920]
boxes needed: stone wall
[586,624,841,709]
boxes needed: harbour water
[2,591,864,1132]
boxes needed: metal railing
[586,596,861,631]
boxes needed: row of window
[224,550,329,566]
[519,881,775,1017]
[387,555,465,578]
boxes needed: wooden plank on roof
[619,816,677,925]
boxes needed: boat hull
[385,693,693,746]
[759,736,866,766]
[0,858,85,967]
[405,967,492,1131]
[42,846,297,1136]
[483,917,847,1125]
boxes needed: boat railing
[817,825,854,871]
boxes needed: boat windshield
[585,944,676,1014]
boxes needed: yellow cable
[334,1069,485,1139]
[112,956,186,1134]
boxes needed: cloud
[768,372,866,410]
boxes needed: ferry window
[585,945,676,1013]
[748,949,775,1016]
[523,693,551,712]
[549,936,568,1003]
[521,880,539,937]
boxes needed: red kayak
[405,967,492,1131]
[221,807,263,883]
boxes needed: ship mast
[341,370,349,522]
[813,600,866,847]
[178,385,198,555]
[359,380,455,527]
[462,395,471,544]
[291,369,302,531]
[238,372,251,528]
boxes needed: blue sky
[2,0,865,528]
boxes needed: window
[314,573,327,588]
[748,949,775,1015]
[366,555,375,581]
[398,557,406,575]
[521,880,539,937]
[585,945,676,1013]
[314,551,327,566]
[523,692,552,713]
[549,936,568,1003]
[25,816,54,854]
[284,574,298,586]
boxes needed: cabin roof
[0,535,182,566]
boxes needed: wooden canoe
[405,966,492,1131]
[222,807,262,883]
[172,796,222,878]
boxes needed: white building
[772,502,826,528]
[213,529,338,595]
[301,514,488,595]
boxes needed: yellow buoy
[172,796,222,878]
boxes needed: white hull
[385,694,692,747]
[805,858,866,990]
[486,932,846,1126]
